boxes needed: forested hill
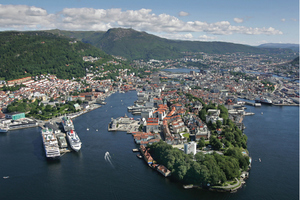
[258,43,299,52]
[47,28,292,61]
[0,31,112,80]
[290,56,299,65]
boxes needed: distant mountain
[0,31,112,80]
[48,28,291,60]
[258,43,299,52]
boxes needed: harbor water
[0,91,299,200]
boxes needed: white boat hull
[66,130,82,152]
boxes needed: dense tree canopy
[148,141,249,186]
[0,31,112,80]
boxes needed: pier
[108,114,140,133]
[242,101,261,107]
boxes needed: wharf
[273,103,299,106]
[108,116,140,133]
[38,103,102,128]
[60,148,72,153]
[243,101,261,107]
[9,123,38,130]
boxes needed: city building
[184,142,197,155]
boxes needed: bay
[0,91,298,200]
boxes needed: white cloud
[158,33,194,40]
[0,5,283,37]
[234,18,244,23]
[179,11,189,17]
[281,18,286,22]
[198,35,217,40]
[0,4,56,29]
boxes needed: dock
[108,115,140,133]
[242,101,261,107]
[60,148,72,157]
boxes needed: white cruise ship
[41,128,61,159]
[66,130,81,152]
[62,116,74,132]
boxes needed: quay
[60,148,72,154]
[108,114,140,133]
[243,101,261,107]
[273,103,299,106]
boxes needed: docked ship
[41,128,61,159]
[66,130,81,152]
[62,116,74,132]
[255,97,273,105]
[56,132,68,148]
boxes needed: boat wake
[104,151,115,168]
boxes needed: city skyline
[0,0,299,46]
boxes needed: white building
[184,142,197,155]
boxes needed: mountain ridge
[46,28,293,60]
[258,43,299,52]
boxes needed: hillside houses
[206,109,223,124]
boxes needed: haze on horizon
[0,0,298,46]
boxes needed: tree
[198,137,206,149]
[210,136,223,150]
[216,120,222,129]
[199,108,207,121]
[45,105,52,112]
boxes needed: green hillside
[0,31,112,80]
[290,56,299,65]
[48,28,284,60]
[258,43,299,52]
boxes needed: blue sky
[0,0,298,45]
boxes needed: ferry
[255,97,272,105]
[62,116,74,132]
[66,130,81,152]
[41,128,61,159]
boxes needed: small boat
[137,154,142,159]
[96,129,98,131]
[259,158,261,162]
[87,128,89,131]
[0,127,9,132]
[261,112,263,115]
[3,176,9,179]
